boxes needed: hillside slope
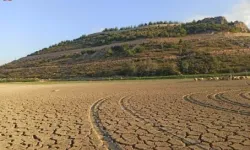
[0,17,250,79]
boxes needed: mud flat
[0,80,249,150]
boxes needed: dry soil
[0,80,249,150]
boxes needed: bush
[125,49,136,56]
[161,63,181,75]
[136,59,158,76]
[179,52,219,74]
[118,62,136,76]
[134,45,145,53]
[105,49,113,57]
[86,49,96,55]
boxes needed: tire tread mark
[239,92,250,101]
[215,93,250,108]
[120,96,208,150]
[89,97,122,150]
[185,94,250,116]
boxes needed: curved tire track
[215,92,250,108]
[207,91,250,109]
[89,97,122,150]
[119,96,208,150]
[239,92,250,101]
[184,93,250,116]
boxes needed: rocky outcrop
[198,16,228,24]
[197,16,249,32]
[232,21,249,32]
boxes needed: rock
[197,16,249,33]
[198,16,228,24]
[232,21,249,32]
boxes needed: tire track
[184,93,250,116]
[119,96,209,150]
[239,92,250,101]
[207,91,250,111]
[89,97,122,150]
[215,92,250,108]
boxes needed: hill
[0,16,250,79]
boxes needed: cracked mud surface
[0,80,250,150]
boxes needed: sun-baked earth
[0,80,250,150]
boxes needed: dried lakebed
[0,80,249,150]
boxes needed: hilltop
[0,16,250,79]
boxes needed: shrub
[134,45,145,53]
[86,49,96,55]
[118,62,136,76]
[105,49,113,57]
[161,63,181,75]
[136,59,158,76]
[179,52,219,74]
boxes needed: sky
[0,0,249,65]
